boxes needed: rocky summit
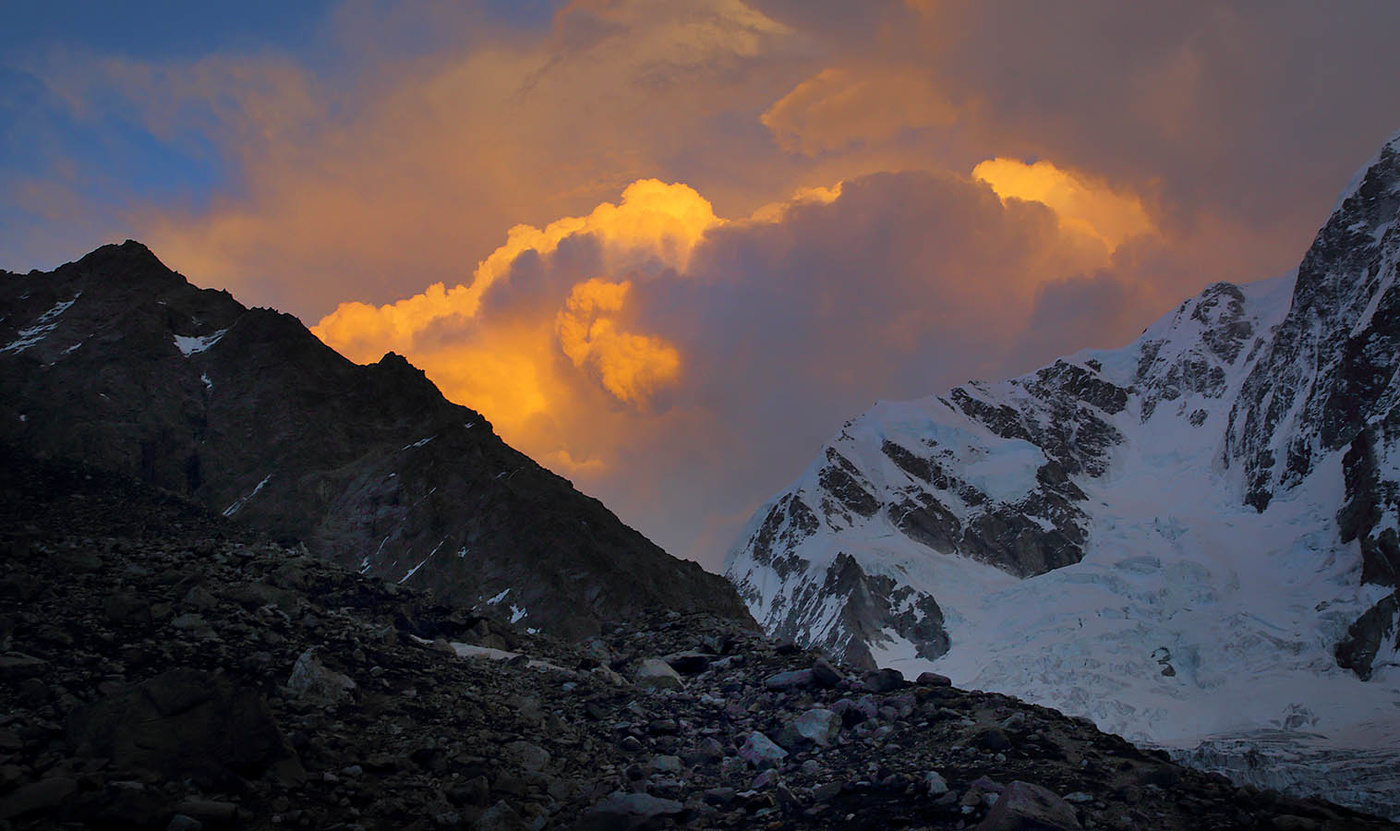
[0,241,750,639]
[2,447,1396,830]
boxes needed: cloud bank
[7,0,1400,566]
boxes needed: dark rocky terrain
[3,446,1396,830]
[0,242,750,639]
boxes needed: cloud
[308,165,1162,567]
[761,65,957,156]
[972,157,1156,254]
[555,278,681,408]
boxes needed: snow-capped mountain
[0,242,753,639]
[726,133,1400,816]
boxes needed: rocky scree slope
[1,448,1395,830]
[726,133,1400,816]
[0,241,750,639]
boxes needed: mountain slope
[725,133,1400,817]
[0,241,752,638]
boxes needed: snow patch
[173,329,227,356]
[221,475,271,517]
[2,293,80,354]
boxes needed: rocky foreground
[1,448,1394,831]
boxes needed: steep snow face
[726,133,1400,815]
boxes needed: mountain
[0,241,752,639]
[3,446,1395,830]
[725,132,1400,817]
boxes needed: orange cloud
[556,278,681,407]
[972,158,1156,255]
[761,65,958,156]
[312,179,722,364]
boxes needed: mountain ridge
[0,241,753,639]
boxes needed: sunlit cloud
[972,158,1155,254]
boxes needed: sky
[5,1,1400,572]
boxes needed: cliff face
[0,241,753,638]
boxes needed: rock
[926,770,950,797]
[777,708,841,750]
[687,736,724,765]
[502,741,550,772]
[103,592,150,624]
[166,816,203,831]
[0,776,77,820]
[810,657,843,687]
[651,754,682,773]
[916,671,952,686]
[65,668,303,790]
[174,800,239,825]
[575,791,685,830]
[977,780,1083,831]
[286,648,356,704]
[0,653,48,680]
[702,787,736,806]
[738,731,788,770]
[663,651,714,674]
[475,799,530,831]
[763,669,815,690]
[974,727,1014,751]
[634,658,683,690]
[863,667,906,692]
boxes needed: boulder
[286,648,356,704]
[977,780,1082,831]
[66,668,303,790]
[777,708,841,750]
[575,791,685,830]
[738,731,788,770]
[634,658,683,690]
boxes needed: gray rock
[738,731,788,770]
[926,770,950,797]
[575,791,685,831]
[662,651,714,674]
[810,658,842,688]
[976,780,1082,831]
[502,740,550,772]
[475,799,530,831]
[634,658,683,690]
[286,648,356,704]
[777,708,841,750]
[916,671,952,686]
[651,754,682,773]
[763,669,815,690]
[863,667,906,692]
